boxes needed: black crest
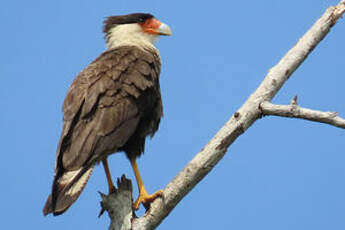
[103,13,154,34]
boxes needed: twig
[260,100,345,129]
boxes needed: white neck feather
[106,24,159,51]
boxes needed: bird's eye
[139,18,145,23]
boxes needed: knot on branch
[331,1,345,25]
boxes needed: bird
[43,13,171,216]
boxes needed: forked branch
[102,1,345,229]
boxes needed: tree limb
[100,175,134,230]
[102,1,345,229]
[260,100,345,129]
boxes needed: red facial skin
[139,18,162,35]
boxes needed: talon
[130,158,162,210]
[133,189,163,210]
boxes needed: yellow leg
[102,159,115,194]
[130,158,163,210]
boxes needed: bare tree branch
[102,1,345,229]
[260,100,345,129]
[100,175,134,230]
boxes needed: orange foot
[133,189,163,210]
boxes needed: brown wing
[43,46,162,215]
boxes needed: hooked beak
[140,18,172,36]
[157,23,172,36]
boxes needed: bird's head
[103,13,171,50]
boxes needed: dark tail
[43,166,94,216]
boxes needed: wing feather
[43,46,162,215]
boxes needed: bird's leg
[102,159,116,194]
[130,158,163,210]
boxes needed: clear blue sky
[1,1,345,229]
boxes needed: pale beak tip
[158,23,172,36]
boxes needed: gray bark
[100,175,134,230]
[260,100,345,129]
